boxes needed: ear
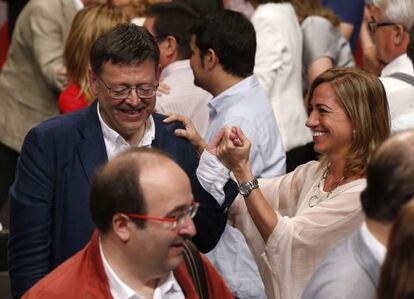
[112,213,132,243]
[393,24,407,46]
[88,68,98,96]
[204,48,218,71]
[164,36,178,58]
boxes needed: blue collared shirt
[205,74,286,178]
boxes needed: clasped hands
[163,114,251,174]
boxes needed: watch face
[238,178,258,197]
[239,186,249,196]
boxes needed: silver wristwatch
[238,177,259,198]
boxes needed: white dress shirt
[360,222,386,264]
[99,239,184,299]
[156,60,211,138]
[97,104,155,160]
[380,54,414,121]
[392,110,414,133]
[73,0,84,11]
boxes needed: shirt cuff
[196,150,231,206]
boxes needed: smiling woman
[214,67,390,299]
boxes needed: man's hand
[163,114,206,156]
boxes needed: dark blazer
[9,102,237,298]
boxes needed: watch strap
[238,177,259,198]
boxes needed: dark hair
[291,0,340,26]
[377,198,414,299]
[361,130,414,222]
[192,9,256,78]
[145,2,198,59]
[407,24,414,65]
[90,148,173,232]
[257,0,291,3]
[173,0,223,14]
[90,23,160,75]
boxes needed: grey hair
[373,0,414,30]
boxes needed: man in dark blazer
[302,130,414,299]
[8,23,237,298]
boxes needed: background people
[377,198,414,299]
[59,3,128,114]
[143,2,211,136]
[322,0,365,54]
[0,0,92,213]
[248,0,313,166]
[371,0,414,124]
[292,0,355,88]
[391,23,414,132]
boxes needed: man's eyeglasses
[126,201,199,229]
[97,76,158,100]
[368,19,397,34]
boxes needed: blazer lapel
[77,102,108,184]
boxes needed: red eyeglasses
[126,201,199,229]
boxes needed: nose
[305,110,318,129]
[124,88,142,106]
[178,215,197,238]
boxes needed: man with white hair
[391,23,414,132]
[370,0,414,125]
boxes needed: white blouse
[230,161,366,299]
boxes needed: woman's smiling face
[306,82,353,160]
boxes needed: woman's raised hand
[216,127,251,174]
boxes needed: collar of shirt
[73,0,84,11]
[208,75,258,118]
[97,103,155,160]
[161,60,191,80]
[99,238,183,299]
[360,222,387,264]
[381,53,414,77]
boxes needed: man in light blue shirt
[165,10,285,299]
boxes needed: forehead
[371,6,384,21]
[111,0,131,6]
[310,82,340,106]
[100,60,157,83]
[140,163,193,214]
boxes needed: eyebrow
[314,103,333,111]
[112,82,156,88]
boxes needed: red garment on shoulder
[22,231,235,299]
[58,84,89,114]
